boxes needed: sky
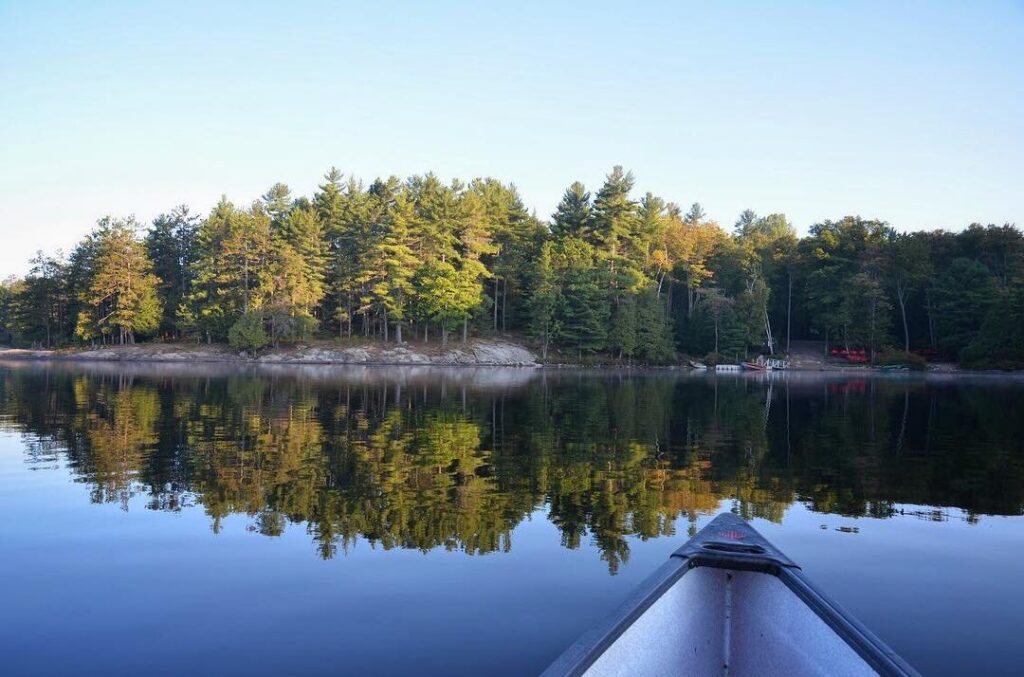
[1,0,1022,276]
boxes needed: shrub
[703,352,727,367]
[875,351,927,370]
[228,312,269,354]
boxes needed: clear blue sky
[1,0,1021,275]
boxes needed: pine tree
[471,178,540,332]
[527,241,561,359]
[183,199,273,342]
[684,202,706,225]
[415,260,480,347]
[608,293,638,360]
[455,189,496,341]
[635,287,676,362]
[146,205,199,337]
[262,183,293,226]
[555,238,609,355]
[17,251,69,347]
[373,193,419,342]
[265,238,320,344]
[551,181,592,239]
[592,166,638,257]
[77,218,162,345]
[279,203,328,320]
[314,168,352,335]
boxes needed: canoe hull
[544,513,917,677]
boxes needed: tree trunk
[493,278,499,330]
[786,271,793,353]
[899,294,909,353]
[396,321,402,344]
[442,326,447,347]
[869,300,876,362]
[462,317,468,343]
[925,288,937,350]
[502,278,508,332]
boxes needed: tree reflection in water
[2,363,1022,573]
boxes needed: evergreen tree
[592,166,638,257]
[262,183,293,226]
[279,203,328,320]
[183,199,273,342]
[17,251,69,347]
[455,189,496,341]
[146,205,199,337]
[684,203,706,225]
[6,166,1022,368]
[551,181,592,239]
[373,193,419,342]
[556,238,609,355]
[932,258,995,356]
[608,293,638,360]
[76,218,162,344]
[526,241,561,359]
[635,287,675,362]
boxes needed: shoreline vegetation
[2,167,1022,370]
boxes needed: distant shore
[1,341,1021,376]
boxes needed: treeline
[1,167,1022,366]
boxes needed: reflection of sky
[2,420,1022,677]
[3,358,1024,677]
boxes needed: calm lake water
[1,362,1022,676]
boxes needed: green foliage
[932,258,995,356]
[228,312,269,353]
[551,181,592,239]
[551,238,609,355]
[526,242,561,359]
[875,351,927,370]
[146,205,199,337]
[15,252,70,347]
[75,218,162,344]
[960,275,1024,369]
[0,277,23,344]
[9,167,1023,366]
[608,295,638,359]
[635,288,675,363]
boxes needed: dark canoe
[542,513,919,677]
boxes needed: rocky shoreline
[0,339,539,367]
[2,342,1021,376]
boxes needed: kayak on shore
[544,513,918,676]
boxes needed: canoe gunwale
[541,556,689,677]
[542,513,919,677]
[775,565,919,677]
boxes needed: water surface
[1,363,1022,675]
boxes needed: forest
[1,167,1022,367]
